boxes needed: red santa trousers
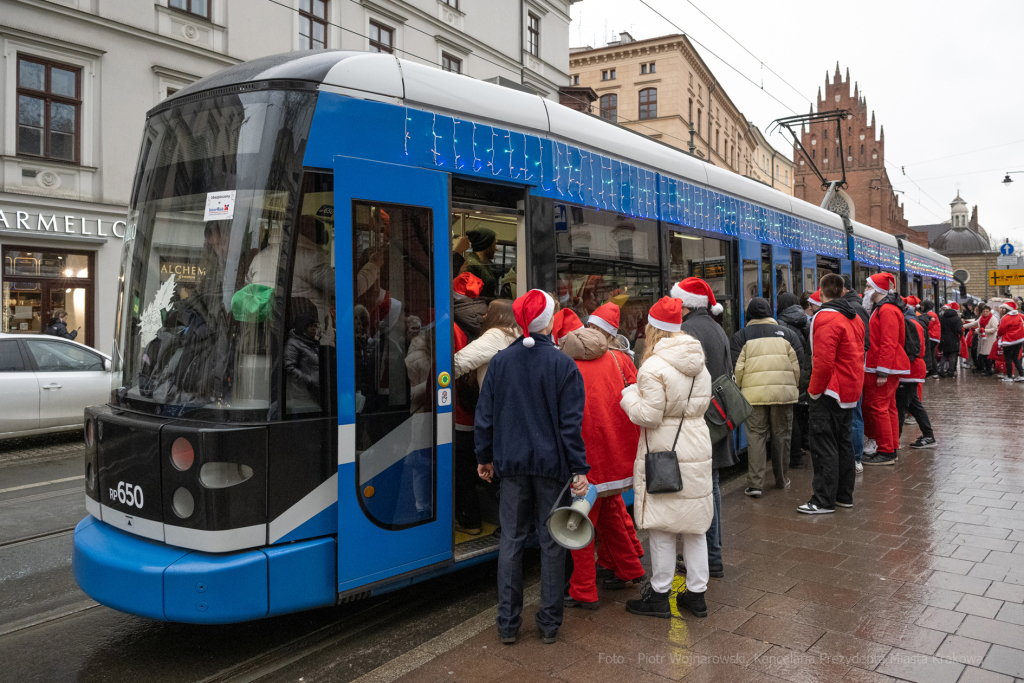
[862,373,901,454]
[569,497,645,603]
[597,496,643,568]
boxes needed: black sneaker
[863,453,897,466]
[677,589,708,618]
[911,436,937,449]
[797,502,834,515]
[602,573,645,590]
[675,554,724,578]
[540,630,558,645]
[744,487,762,498]
[625,583,670,618]
[499,631,518,645]
[564,594,599,610]
[835,501,853,508]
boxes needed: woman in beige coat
[620,297,713,619]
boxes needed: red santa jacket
[866,301,910,376]
[998,311,1024,348]
[808,300,865,408]
[453,323,473,428]
[573,348,640,495]
[927,311,941,343]
[900,313,927,384]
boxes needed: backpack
[903,315,923,363]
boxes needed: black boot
[625,583,670,618]
[677,590,708,618]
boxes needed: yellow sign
[989,269,1024,286]
[437,372,451,388]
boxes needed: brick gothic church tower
[793,64,928,246]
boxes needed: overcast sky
[570,0,1024,245]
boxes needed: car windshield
[113,88,317,420]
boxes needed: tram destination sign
[989,269,1024,286]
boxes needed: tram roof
[901,237,952,267]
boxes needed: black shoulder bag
[644,376,694,495]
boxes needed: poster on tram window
[204,190,236,221]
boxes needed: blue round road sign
[1001,243,1015,256]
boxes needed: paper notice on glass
[204,191,236,221]
[15,306,33,319]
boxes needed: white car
[0,332,111,441]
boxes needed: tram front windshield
[113,89,318,420]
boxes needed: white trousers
[647,529,709,594]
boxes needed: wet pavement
[375,373,1024,683]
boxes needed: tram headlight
[171,438,195,471]
[84,419,95,448]
[199,462,254,489]
[172,487,195,519]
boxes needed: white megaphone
[546,478,598,550]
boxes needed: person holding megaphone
[620,297,714,619]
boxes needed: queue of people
[919,296,1024,382]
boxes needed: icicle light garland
[387,103,945,273]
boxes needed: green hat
[231,284,274,323]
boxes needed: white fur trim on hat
[588,315,618,336]
[673,280,723,315]
[867,273,895,295]
[648,315,681,332]
[527,293,555,333]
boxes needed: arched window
[600,94,617,123]
[639,88,657,120]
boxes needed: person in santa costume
[558,302,645,609]
[861,273,910,466]
[896,297,937,449]
[965,303,999,376]
[919,299,942,378]
[672,277,735,579]
[475,289,588,645]
[620,297,714,620]
[840,274,872,469]
[451,272,487,535]
[550,307,583,347]
[797,274,864,514]
[997,300,1024,381]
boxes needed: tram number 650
[109,482,144,509]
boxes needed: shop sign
[159,258,206,284]
[0,208,126,239]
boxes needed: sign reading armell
[0,208,126,239]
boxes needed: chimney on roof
[618,31,635,44]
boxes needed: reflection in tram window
[804,267,816,294]
[743,259,759,315]
[776,264,791,297]
[451,210,517,300]
[761,245,773,302]
[351,200,436,529]
[669,231,736,338]
[555,204,658,363]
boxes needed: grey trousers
[496,475,566,637]
[746,404,794,490]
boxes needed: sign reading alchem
[0,208,126,239]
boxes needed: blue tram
[72,51,953,624]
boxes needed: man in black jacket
[842,275,870,470]
[673,277,734,578]
[777,292,812,469]
[43,309,79,340]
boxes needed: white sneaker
[1015,377,1024,383]
[863,439,878,456]
[855,461,864,473]
[1003,377,1015,382]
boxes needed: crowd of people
[452,262,1017,646]
[926,296,1024,382]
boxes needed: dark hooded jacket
[842,290,870,351]
[681,306,738,470]
[43,317,77,340]
[453,297,487,341]
[939,307,964,355]
[777,293,811,393]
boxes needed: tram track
[0,526,77,550]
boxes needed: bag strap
[608,349,629,388]
[667,376,696,452]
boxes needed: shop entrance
[2,246,94,347]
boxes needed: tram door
[772,246,792,313]
[335,157,453,592]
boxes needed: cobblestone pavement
[385,373,1024,683]
[0,431,84,468]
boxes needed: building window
[860,143,864,155]
[688,98,693,125]
[610,68,616,80]
[572,74,579,85]
[638,88,657,120]
[785,170,789,184]
[600,93,617,123]
[715,129,719,153]
[369,20,394,53]
[641,62,655,75]
[299,0,328,49]
[812,149,815,160]
[441,52,462,74]
[601,70,608,81]
[440,0,459,8]
[16,55,81,163]
[168,0,209,19]
[641,63,647,75]
[697,110,702,136]
[649,62,655,73]
[698,84,702,98]
[527,13,540,57]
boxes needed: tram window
[351,200,436,528]
[742,259,759,313]
[760,246,772,303]
[775,264,791,301]
[668,231,735,337]
[284,172,336,419]
[451,210,517,300]
[804,267,816,294]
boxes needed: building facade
[568,33,755,176]
[792,64,927,246]
[912,193,1001,300]
[1,0,575,354]
[746,120,794,195]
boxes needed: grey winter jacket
[680,307,738,470]
[777,304,812,392]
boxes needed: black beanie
[467,228,496,252]
[745,297,773,321]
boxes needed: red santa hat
[513,289,555,347]
[453,272,483,300]
[999,300,1017,313]
[944,301,961,311]
[866,272,897,295]
[808,289,822,307]
[904,295,920,309]
[551,308,583,345]
[648,296,682,332]
[671,277,723,315]
[588,302,621,336]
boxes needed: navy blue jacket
[475,333,589,481]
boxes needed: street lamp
[1002,171,1024,187]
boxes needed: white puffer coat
[620,334,713,536]
[453,326,519,388]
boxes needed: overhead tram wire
[900,138,1024,169]
[267,0,713,153]
[633,0,800,115]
